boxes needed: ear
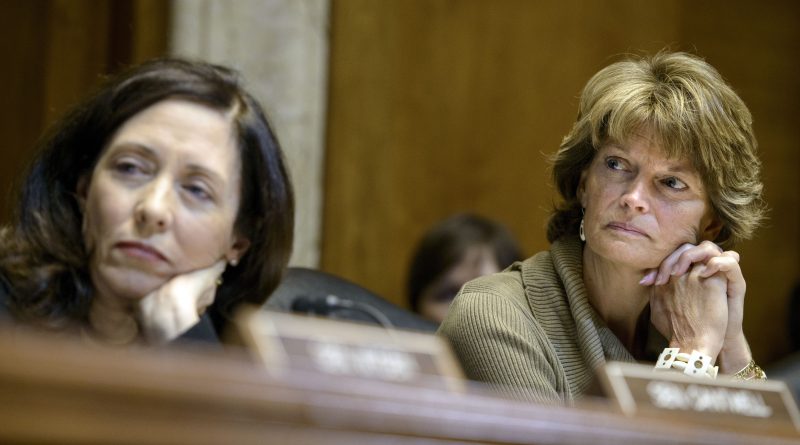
[76,175,90,211]
[226,235,251,266]
[577,169,589,208]
[700,214,723,242]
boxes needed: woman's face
[419,245,500,323]
[578,130,720,270]
[80,99,249,302]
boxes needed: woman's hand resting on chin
[643,241,752,373]
[137,260,227,344]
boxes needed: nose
[620,177,650,213]
[134,177,174,235]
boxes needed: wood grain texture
[0,0,169,223]
[1,326,797,444]
[0,0,48,221]
[677,1,800,364]
[322,0,800,364]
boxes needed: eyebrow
[664,164,693,174]
[184,164,226,187]
[108,141,158,159]
[604,143,696,174]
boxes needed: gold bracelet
[733,359,767,381]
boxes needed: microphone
[290,294,395,329]
[290,295,333,315]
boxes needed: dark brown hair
[1,58,294,331]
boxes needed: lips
[115,241,169,263]
[606,221,649,238]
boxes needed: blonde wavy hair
[547,51,765,249]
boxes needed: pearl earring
[579,208,586,242]
[229,258,238,267]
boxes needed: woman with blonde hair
[439,51,767,403]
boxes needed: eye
[662,176,688,190]
[113,158,147,176]
[183,181,213,201]
[605,157,626,171]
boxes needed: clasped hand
[643,241,750,373]
[137,260,226,344]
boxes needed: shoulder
[439,250,555,345]
[444,249,556,322]
[458,266,526,305]
[437,251,567,403]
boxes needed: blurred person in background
[407,213,523,324]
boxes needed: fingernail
[639,270,656,285]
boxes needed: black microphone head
[290,295,329,315]
[289,295,392,328]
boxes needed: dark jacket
[0,274,219,345]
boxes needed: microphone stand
[290,294,395,330]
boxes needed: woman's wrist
[717,331,752,374]
[655,347,719,378]
[668,337,723,364]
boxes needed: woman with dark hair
[407,214,522,324]
[439,52,767,403]
[0,58,294,345]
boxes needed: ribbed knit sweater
[438,236,636,404]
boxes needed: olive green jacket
[438,236,637,404]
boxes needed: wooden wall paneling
[41,0,112,127]
[0,1,48,222]
[109,0,170,67]
[677,0,800,363]
[43,0,170,126]
[0,0,169,225]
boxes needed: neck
[582,245,650,350]
[87,290,140,346]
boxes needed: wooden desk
[0,327,797,445]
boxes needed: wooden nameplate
[599,361,800,435]
[233,307,465,392]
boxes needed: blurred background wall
[0,0,798,365]
[169,0,329,268]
